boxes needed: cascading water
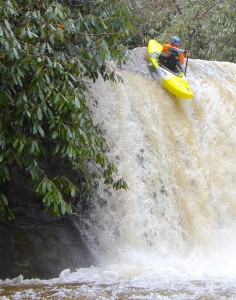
[83,48,236,271]
[1,48,236,299]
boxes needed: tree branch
[194,3,219,21]
[172,0,182,15]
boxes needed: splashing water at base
[1,48,236,299]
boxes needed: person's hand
[185,50,191,57]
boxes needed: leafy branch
[0,0,132,220]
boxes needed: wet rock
[0,170,95,280]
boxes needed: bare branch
[172,0,182,15]
[194,3,219,21]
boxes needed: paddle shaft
[184,30,195,76]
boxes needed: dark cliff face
[0,170,95,280]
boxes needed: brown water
[1,279,236,299]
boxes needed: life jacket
[158,43,184,71]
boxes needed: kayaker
[158,36,190,74]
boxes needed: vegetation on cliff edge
[0,0,132,220]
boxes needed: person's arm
[169,47,190,56]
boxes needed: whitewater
[1,47,236,299]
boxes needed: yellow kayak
[147,39,194,99]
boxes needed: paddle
[184,29,195,76]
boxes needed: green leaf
[70,185,76,197]
[27,27,33,38]
[38,125,45,137]
[0,193,14,220]
[4,19,12,31]
[37,107,43,121]
[49,34,55,45]
[73,96,80,108]
[13,48,19,60]
[60,201,66,214]
[13,138,19,148]
[45,74,50,84]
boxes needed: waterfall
[80,47,236,277]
